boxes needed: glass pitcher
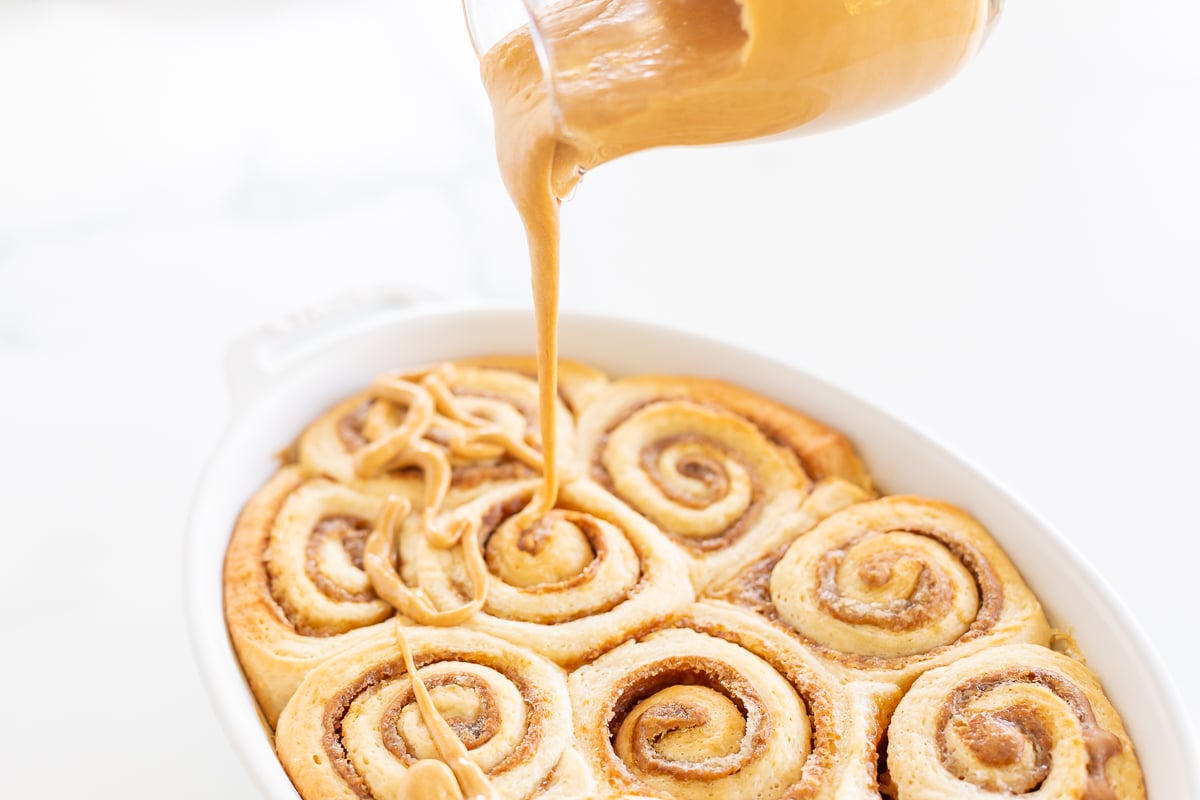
[464,0,1004,173]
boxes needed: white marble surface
[1,0,1198,796]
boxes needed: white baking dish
[185,297,1199,799]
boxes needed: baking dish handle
[224,285,443,414]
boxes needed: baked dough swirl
[275,625,588,800]
[569,603,891,800]
[885,643,1145,800]
[298,358,606,506]
[575,376,874,588]
[711,496,1050,690]
[387,478,694,667]
[224,467,401,725]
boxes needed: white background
[1,0,1197,796]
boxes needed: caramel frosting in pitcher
[484,0,992,204]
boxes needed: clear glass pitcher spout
[466,0,1005,151]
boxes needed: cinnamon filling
[588,402,786,551]
[305,515,375,604]
[621,689,746,775]
[681,616,843,798]
[709,547,787,609]
[641,435,735,509]
[815,532,956,632]
[338,401,376,452]
[959,704,1051,773]
[935,667,1123,799]
[449,460,536,490]
[604,657,768,781]
[380,673,503,761]
[672,500,763,553]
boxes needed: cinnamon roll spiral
[711,496,1050,690]
[298,358,606,505]
[224,467,402,725]
[575,376,874,588]
[885,644,1145,800]
[386,478,694,667]
[275,626,586,800]
[569,603,891,800]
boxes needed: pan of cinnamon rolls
[187,308,1194,800]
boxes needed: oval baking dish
[184,299,1200,799]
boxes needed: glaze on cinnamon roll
[298,358,607,505]
[885,644,1146,800]
[386,478,694,667]
[569,603,893,800]
[574,376,874,589]
[275,625,588,800]
[224,467,403,725]
[711,496,1050,691]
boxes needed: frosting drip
[348,362,575,628]
[393,624,500,800]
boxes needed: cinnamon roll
[885,643,1145,800]
[298,358,607,506]
[224,467,402,725]
[711,495,1050,691]
[383,478,694,667]
[275,625,587,800]
[569,603,893,800]
[574,376,874,588]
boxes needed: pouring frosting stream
[479,0,990,553]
